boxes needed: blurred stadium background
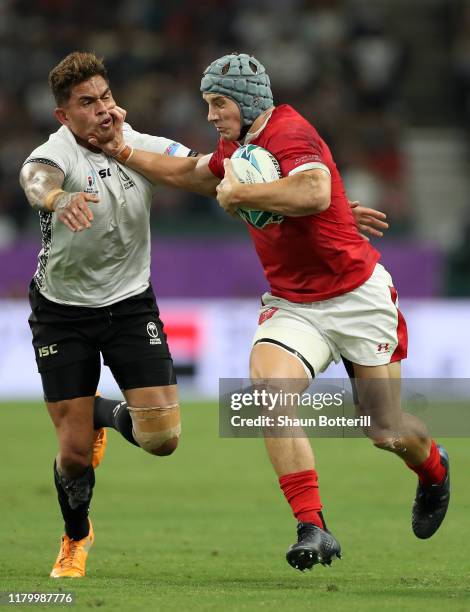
[0,0,469,397]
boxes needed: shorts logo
[38,343,58,357]
[147,321,162,345]
[258,307,279,325]
[376,342,390,353]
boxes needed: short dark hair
[48,51,109,105]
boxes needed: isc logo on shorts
[38,344,58,357]
[147,322,162,345]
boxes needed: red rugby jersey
[208,104,380,302]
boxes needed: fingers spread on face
[109,106,126,125]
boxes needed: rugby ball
[230,144,284,229]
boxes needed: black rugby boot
[412,444,450,539]
[286,514,341,571]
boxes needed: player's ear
[54,107,68,126]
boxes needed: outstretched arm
[89,107,219,198]
[20,162,99,232]
[125,150,218,197]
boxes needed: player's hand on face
[109,105,126,128]
[349,200,389,238]
[54,191,99,232]
[88,105,127,155]
[216,159,240,215]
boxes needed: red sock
[407,440,446,486]
[279,469,324,527]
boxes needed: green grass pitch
[1,401,469,611]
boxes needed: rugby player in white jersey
[90,53,450,572]
[19,52,207,578]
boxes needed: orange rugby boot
[92,427,107,469]
[50,521,94,578]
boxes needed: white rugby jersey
[24,123,193,307]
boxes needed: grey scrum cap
[201,53,273,127]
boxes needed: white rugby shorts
[252,263,408,378]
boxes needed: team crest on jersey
[117,165,135,190]
[84,168,99,196]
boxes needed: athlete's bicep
[284,168,331,213]
[20,162,65,210]
[296,168,331,183]
[299,168,331,201]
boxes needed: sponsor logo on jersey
[258,307,279,325]
[99,168,111,179]
[164,142,180,156]
[147,321,162,345]
[117,166,135,190]
[294,154,323,165]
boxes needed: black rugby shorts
[28,281,177,401]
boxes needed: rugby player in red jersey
[90,53,450,572]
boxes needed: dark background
[1,0,469,297]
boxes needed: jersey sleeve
[267,120,331,178]
[23,135,76,178]
[208,140,226,179]
[124,123,197,158]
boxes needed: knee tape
[128,404,181,453]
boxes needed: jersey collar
[243,108,275,144]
